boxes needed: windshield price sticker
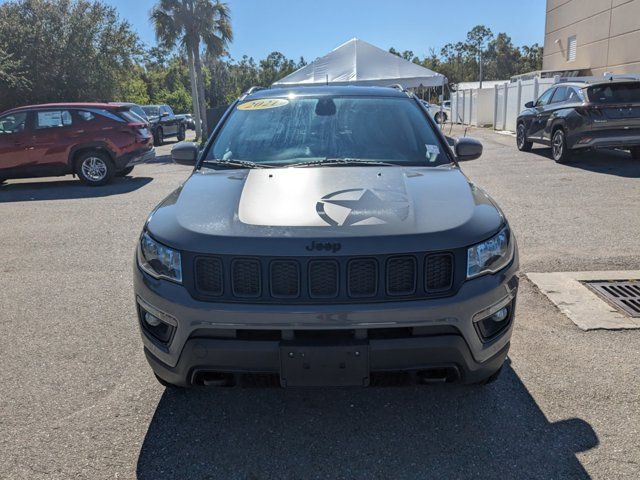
[238,99,289,111]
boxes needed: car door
[0,111,33,175]
[527,87,556,140]
[162,106,178,135]
[30,109,75,173]
[540,86,570,142]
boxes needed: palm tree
[150,0,232,140]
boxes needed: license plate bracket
[279,342,370,387]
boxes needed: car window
[143,106,160,117]
[165,106,174,116]
[77,111,95,122]
[566,88,583,103]
[550,86,569,104]
[587,83,640,104]
[36,110,72,129]
[535,88,555,107]
[0,112,28,134]
[208,96,451,167]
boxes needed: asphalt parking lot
[1,127,639,479]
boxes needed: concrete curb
[527,271,640,331]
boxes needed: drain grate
[584,280,640,317]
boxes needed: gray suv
[134,86,519,388]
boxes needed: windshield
[119,109,146,123]
[142,106,160,117]
[207,95,450,167]
[130,105,148,120]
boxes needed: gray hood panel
[147,166,504,255]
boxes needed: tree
[0,0,140,111]
[258,51,304,86]
[151,0,232,140]
[117,73,151,105]
[0,46,28,92]
[485,33,521,80]
[389,47,418,62]
[520,43,544,74]
[466,25,494,87]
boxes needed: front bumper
[134,255,519,387]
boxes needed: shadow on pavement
[0,176,152,202]
[147,153,175,165]
[137,362,598,479]
[528,146,640,178]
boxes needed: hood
[146,165,504,255]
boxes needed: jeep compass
[134,85,519,388]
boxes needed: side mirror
[454,137,483,161]
[524,101,534,108]
[171,141,199,166]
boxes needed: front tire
[154,128,164,146]
[76,151,114,186]
[177,125,186,141]
[516,123,533,152]
[630,147,640,160]
[552,129,571,163]
[116,166,134,177]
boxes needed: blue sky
[3,0,548,61]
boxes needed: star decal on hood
[316,188,410,226]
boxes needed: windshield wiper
[202,159,274,169]
[291,158,398,168]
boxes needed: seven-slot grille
[192,252,455,303]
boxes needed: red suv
[0,103,155,186]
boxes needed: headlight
[138,232,182,283]
[467,226,513,279]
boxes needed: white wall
[450,77,559,131]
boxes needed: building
[543,0,640,76]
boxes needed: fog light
[476,305,512,340]
[139,307,175,344]
[492,307,509,322]
[144,312,162,327]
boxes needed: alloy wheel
[552,131,564,160]
[81,156,108,181]
[517,125,525,149]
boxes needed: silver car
[134,85,518,388]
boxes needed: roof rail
[239,86,266,100]
[388,84,406,91]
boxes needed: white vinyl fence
[450,77,558,131]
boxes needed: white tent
[272,38,446,89]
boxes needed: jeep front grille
[348,258,378,297]
[387,256,417,295]
[425,253,454,291]
[190,252,457,304]
[231,259,261,297]
[270,260,300,298]
[195,257,223,296]
[308,260,339,298]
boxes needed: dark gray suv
[134,86,519,388]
